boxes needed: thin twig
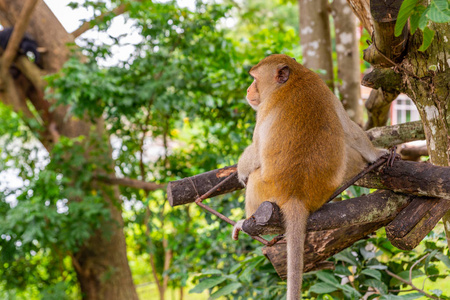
[94,175,165,191]
[410,253,429,283]
[385,269,438,299]
[190,173,269,246]
[71,1,138,38]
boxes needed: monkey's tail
[282,200,309,300]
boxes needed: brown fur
[235,54,385,300]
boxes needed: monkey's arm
[237,144,260,185]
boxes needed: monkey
[0,27,42,78]
[232,54,387,300]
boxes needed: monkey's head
[246,54,303,110]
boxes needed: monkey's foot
[232,219,245,240]
[266,234,285,246]
[385,146,401,167]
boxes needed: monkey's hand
[232,219,246,240]
[237,144,260,186]
[237,169,249,186]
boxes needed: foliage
[395,0,450,51]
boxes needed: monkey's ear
[276,65,290,84]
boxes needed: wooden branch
[0,0,39,73]
[242,190,411,236]
[386,197,450,250]
[361,68,404,92]
[356,160,450,199]
[261,191,414,278]
[168,152,443,207]
[364,88,398,130]
[95,175,165,191]
[15,55,46,91]
[366,121,424,149]
[168,165,242,207]
[400,144,428,161]
[71,1,141,38]
[345,0,372,35]
[363,0,408,67]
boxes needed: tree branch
[15,55,46,90]
[262,191,413,277]
[399,143,428,161]
[364,88,397,130]
[345,0,372,35]
[385,269,438,300]
[367,121,424,149]
[71,1,140,38]
[356,160,450,199]
[95,175,165,191]
[363,0,409,67]
[168,152,447,208]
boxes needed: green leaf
[382,293,423,300]
[363,279,388,295]
[410,5,427,34]
[309,282,338,294]
[368,264,388,270]
[189,276,227,294]
[335,265,352,276]
[340,284,362,298]
[428,0,450,23]
[361,269,382,280]
[395,0,420,36]
[316,271,340,286]
[334,250,358,266]
[229,262,242,274]
[435,252,450,268]
[419,27,435,51]
[430,289,443,296]
[209,282,242,299]
[418,6,431,30]
[239,256,265,282]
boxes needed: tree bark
[0,1,138,299]
[331,0,363,125]
[298,0,334,89]
[364,88,398,130]
[262,191,413,278]
[359,0,450,247]
[345,0,372,34]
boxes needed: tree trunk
[0,1,138,299]
[298,0,334,89]
[331,0,363,125]
[403,22,450,245]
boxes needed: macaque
[0,27,42,77]
[233,54,386,300]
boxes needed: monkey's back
[253,70,346,212]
